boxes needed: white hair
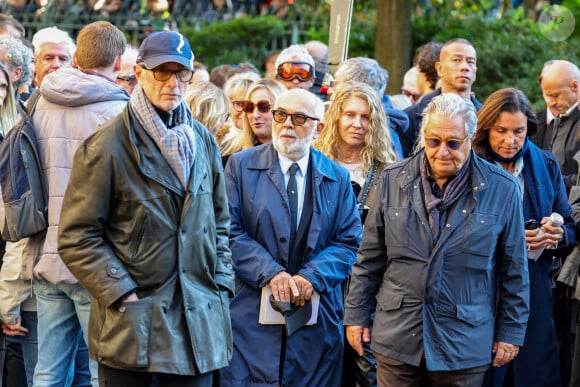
[31,27,75,58]
[275,44,315,70]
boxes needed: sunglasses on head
[425,136,468,151]
[242,100,271,113]
[276,62,314,82]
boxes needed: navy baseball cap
[137,31,194,71]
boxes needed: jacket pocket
[385,207,412,247]
[377,291,404,311]
[462,212,498,257]
[456,303,493,327]
[98,297,153,368]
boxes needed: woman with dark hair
[473,88,575,387]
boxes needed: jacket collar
[397,149,489,197]
[124,106,186,197]
[246,143,338,183]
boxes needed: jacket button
[110,268,118,274]
[226,263,232,269]
[119,306,126,313]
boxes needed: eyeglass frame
[276,62,315,82]
[232,100,245,112]
[116,74,137,84]
[424,136,468,151]
[242,100,271,114]
[138,64,194,83]
[271,109,320,126]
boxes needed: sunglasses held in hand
[276,62,315,82]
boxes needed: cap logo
[177,35,185,54]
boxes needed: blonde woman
[185,81,230,135]
[314,82,396,220]
[218,72,260,154]
[223,78,286,158]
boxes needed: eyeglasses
[139,65,193,83]
[232,100,245,112]
[242,100,271,113]
[116,74,136,84]
[271,109,319,126]
[425,136,468,151]
[276,62,314,82]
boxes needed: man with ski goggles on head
[275,44,316,91]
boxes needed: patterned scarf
[130,85,196,188]
[420,153,471,241]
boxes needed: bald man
[534,59,580,387]
[402,38,482,157]
[534,60,580,192]
[305,40,328,97]
[220,89,362,386]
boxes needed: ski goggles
[276,62,315,82]
[242,100,272,113]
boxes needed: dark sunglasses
[425,136,468,151]
[242,100,271,113]
[139,65,193,83]
[276,62,314,82]
[232,100,245,112]
[271,109,319,126]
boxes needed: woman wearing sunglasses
[224,79,286,159]
[472,88,574,387]
[218,72,261,155]
[313,81,397,386]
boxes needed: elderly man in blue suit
[220,88,362,386]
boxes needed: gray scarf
[420,154,471,241]
[130,85,196,188]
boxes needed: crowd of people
[0,10,577,387]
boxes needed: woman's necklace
[337,147,362,164]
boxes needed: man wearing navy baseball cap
[58,30,234,386]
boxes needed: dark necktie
[287,163,299,246]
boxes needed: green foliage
[411,7,580,109]
[180,16,286,69]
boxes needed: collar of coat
[243,143,339,184]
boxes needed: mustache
[279,129,297,138]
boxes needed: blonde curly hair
[313,82,397,174]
